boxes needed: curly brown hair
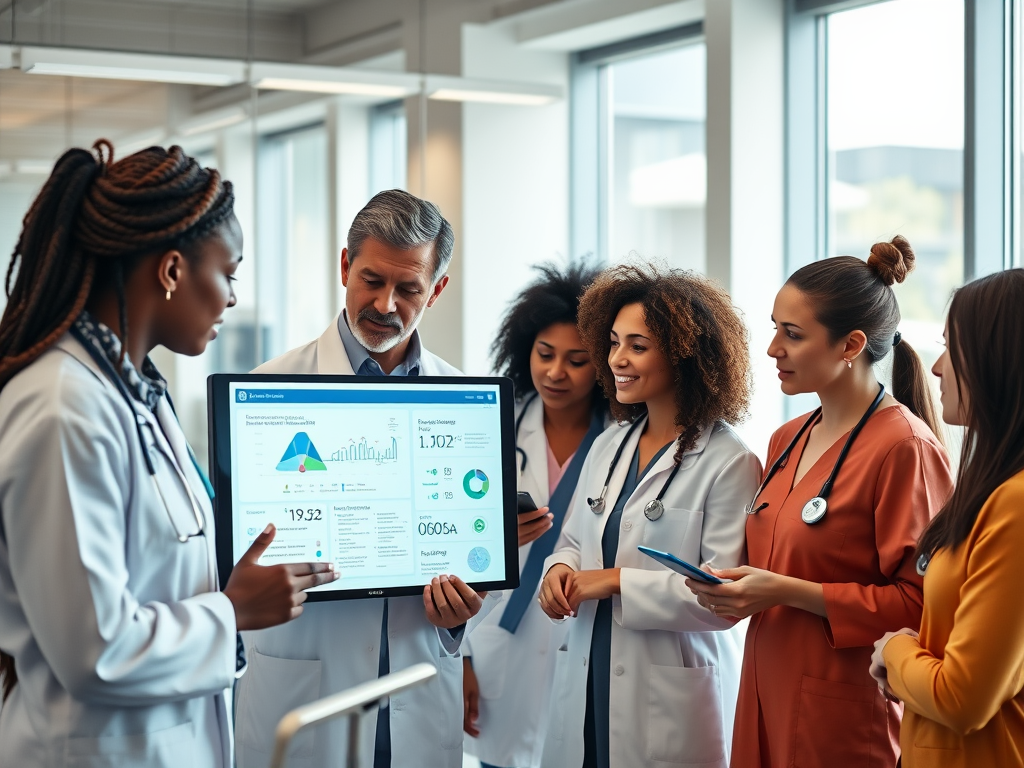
[577,262,751,463]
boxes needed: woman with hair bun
[0,141,335,768]
[463,258,607,768]
[688,236,955,768]
[537,263,761,768]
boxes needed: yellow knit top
[884,468,1024,768]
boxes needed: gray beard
[351,311,415,354]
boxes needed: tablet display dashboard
[208,374,519,601]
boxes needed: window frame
[570,23,705,263]
[786,0,1020,279]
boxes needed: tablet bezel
[208,373,520,601]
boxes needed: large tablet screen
[208,374,519,601]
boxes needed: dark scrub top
[583,441,673,768]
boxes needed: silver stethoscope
[746,383,886,525]
[70,325,210,543]
[586,418,683,522]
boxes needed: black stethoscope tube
[747,384,886,524]
[586,417,682,521]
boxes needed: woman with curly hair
[537,263,761,768]
[463,258,606,768]
[688,237,954,768]
[0,141,334,767]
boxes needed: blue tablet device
[637,545,723,584]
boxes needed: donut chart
[463,469,490,499]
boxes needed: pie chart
[463,469,489,499]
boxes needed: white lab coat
[540,419,761,768]
[0,335,236,768]
[465,395,578,767]
[235,315,499,768]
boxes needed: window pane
[606,44,706,271]
[257,125,331,360]
[370,102,408,194]
[827,0,963,449]
[828,0,963,337]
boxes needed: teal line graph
[328,436,400,464]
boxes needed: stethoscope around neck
[586,417,683,522]
[746,383,886,525]
[69,324,210,543]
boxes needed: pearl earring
[844,358,852,369]
[166,290,172,301]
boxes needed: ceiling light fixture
[425,75,562,105]
[251,62,417,98]
[179,109,247,136]
[19,47,245,86]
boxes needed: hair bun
[867,235,915,286]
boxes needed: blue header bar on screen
[235,389,497,405]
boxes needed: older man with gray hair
[235,190,493,768]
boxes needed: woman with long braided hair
[0,141,338,768]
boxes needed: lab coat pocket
[436,652,465,749]
[66,720,195,768]
[642,508,703,564]
[645,663,726,765]
[793,675,874,768]
[468,625,510,700]
[237,649,322,758]
[545,644,572,743]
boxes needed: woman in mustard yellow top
[871,268,1024,768]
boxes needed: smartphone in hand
[517,491,539,515]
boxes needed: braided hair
[0,139,234,701]
[0,139,235,390]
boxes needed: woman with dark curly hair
[537,263,761,768]
[463,259,606,768]
[688,237,954,768]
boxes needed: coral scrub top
[731,404,953,768]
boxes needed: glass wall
[827,0,964,356]
[370,101,408,194]
[604,43,706,270]
[257,124,332,362]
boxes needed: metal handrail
[267,662,437,768]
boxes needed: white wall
[460,22,571,375]
[0,179,41,315]
[705,0,786,462]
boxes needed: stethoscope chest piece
[643,499,665,521]
[801,497,827,525]
[916,552,930,576]
[588,493,606,514]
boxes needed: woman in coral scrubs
[688,236,954,768]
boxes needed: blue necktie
[499,409,605,633]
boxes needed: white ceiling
[4,0,332,14]
[0,69,172,162]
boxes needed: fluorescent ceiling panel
[428,89,556,105]
[179,109,247,136]
[20,47,245,86]
[251,62,417,98]
[425,75,562,106]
